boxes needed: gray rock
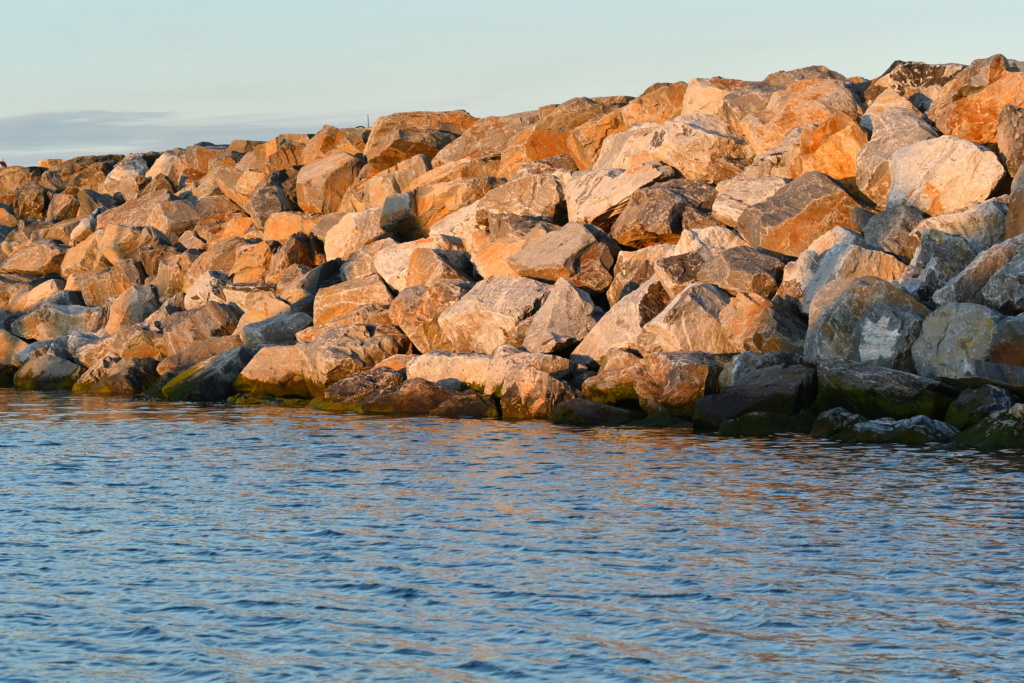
[162,346,256,402]
[801,243,906,313]
[522,278,602,355]
[934,235,1024,305]
[953,403,1024,450]
[311,367,405,413]
[607,244,674,306]
[437,276,550,355]
[998,104,1024,178]
[240,312,312,347]
[845,415,959,445]
[610,179,718,249]
[711,177,789,228]
[357,378,459,415]
[862,205,926,263]
[915,199,1008,249]
[695,246,784,298]
[816,359,957,420]
[565,162,677,229]
[946,384,1017,430]
[636,283,738,355]
[900,229,979,301]
[852,302,925,373]
[805,277,928,362]
[911,303,1004,381]
[981,253,1024,314]
[736,171,871,257]
[571,277,669,367]
[297,324,412,396]
[474,174,565,224]
[550,398,636,426]
[13,354,82,391]
[633,351,723,417]
[855,108,939,208]
[887,136,1006,216]
[692,362,815,430]
[810,407,865,438]
[508,223,616,292]
[74,357,160,396]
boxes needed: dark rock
[954,404,1024,450]
[816,359,957,420]
[430,391,501,419]
[358,378,457,415]
[550,398,636,426]
[695,246,785,298]
[845,415,959,445]
[310,367,405,412]
[12,355,82,390]
[162,346,256,402]
[945,384,1017,430]
[693,362,816,430]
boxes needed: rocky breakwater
[2,55,1024,450]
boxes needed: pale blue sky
[1,0,1021,165]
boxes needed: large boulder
[911,303,1004,381]
[933,234,1024,305]
[886,136,1005,216]
[855,108,939,209]
[693,357,815,430]
[945,384,1017,431]
[11,304,106,341]
[297,324,411,396]
[633,351,722,417]
[711,177,789,228]
[437,276,550,354]
[312,275,393,327]
[572,277,669,367]
[564,162,677,229]
[233,345,310,398]
[998,104,1024,178]
[930,55,1024,145]
[498,366,576,420]
[636,284,739,355]
[852,302,925,373]
[295,152,362,213]
[801,243,905,312]
[1,239,67,276]
[816,359,956,419]
[12,355,82,391]
[954,403,1024,450]
[738,78,863,155]
[405,351,490,391]
[736,171,870,257]
[162,346,256,402]
[390,280,472,354]
[507,223,616,292]
[73,357,160,396]
[981,253,1024,314]
[610,179,718,249]
[521,278,603,355]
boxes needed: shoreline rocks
[3,54,1024,452]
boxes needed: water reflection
[1,389,1023,681]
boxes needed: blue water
[1,391,1022,682]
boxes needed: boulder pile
[2,55,1024,449]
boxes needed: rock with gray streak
[852,302,925,373]
[911,303,1004,381]
[474,174,565,224]
[801,243,906,313]
[610,179,718,249]
[981,253,1024,314]
[855,108,939,208]
[899,229,979,301]
[636,283,739,356]
[565,162,677,229]
[914,199,1008,249]
[862,205,926,263]
[711,177,789,228]
[934,235,1024,305]
[240,312,312,347]
[572,277,670,367]
[696,246,785,298]
[508,223,616,292]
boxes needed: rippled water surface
[1,391,1023,681]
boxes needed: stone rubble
[3,54,1024,450]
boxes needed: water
[1,391,1022,682]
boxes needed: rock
[609,179,718,249]
[373,235,468,291]
[430,391,500,419]
[550,398,635,426]
[521,278,603,354]
[845,415,959,445]
[899,229,978,301]
[693,362,816,430]
[886,136,1005,216]
[11,304,106,341]
[298,324,411,396]
[311,367,405,412]
[862,205,926,262]
[7,279,77,314]
[581,363,640,406]
[718,411,815,437]
[816,359,957,420]
[953,403,1024,450]
[1009,176,1024,240]
[855,108,939,208]
[507,223,616,291]
[482,347,574,397]
[96,225,172,265]
[572,277,669,367]
[739,78,863,155]
[565,162,677,229]
[405,351,490,391]
[433,111,538,166]
[633,351,722,417]
[915,199,1008,249]
[312,275,393,327]
[802,243,905,312]
[474,174,565,224]
[981,253,1024,314]
[100,154,149,199]
[12,355,82,391]
[498,366,575,420]
[711,177,789,228]
[233,345,310,398]
[931,56,1024,145]
[860,87,921,133]
[162,346,256,402]
[364,110,476,168]
[77,259,147,307]
[239,312,312,347]
[736,171,870,257]
[245,181,297,229]
[161,302,241,356]
[788,112,868,184]
[74,357,160,395]
[998,105,1024,177]
[945,384,1017,430]
[911,303,1005,381]
[295,152,362,213]
[607,244,674,305]
[696,246,785,298]
[852,302,925,373]
[865,60,965,112]
[322,209,385,261]
[636,284,739,355]
[810,407,866,438]
[390,280,472,354]
[0,329,29,367]
[805,277,929,362]
[105,285,160,334]
[594,114,748,183]
[358,378,458,415]
[155,336,242,376]
[437,276,550,354]
[1,239,67,276]
[933,234,1024,305]
[721,293,807,354]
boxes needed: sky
[1,0,1022,166]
